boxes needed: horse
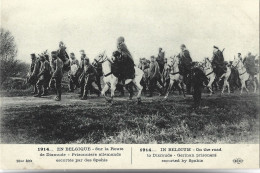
[164,56,186,99]
[233,57,257,94]
[219,63,231,95]
[94,51,143,103]
[202,57,216,96]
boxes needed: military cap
[238,53,241,55]
[181,44,186,48]
[213,46,219,49]
[80,50,85,54]
[70,52,75,56]
[30,53,36,59]
[117,36,125,44]
[51,51,57,54]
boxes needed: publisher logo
[233,158,243,164]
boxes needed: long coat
[52,58,64,78]
[212,50,224,68]
[148,61,160,79]
[83,64,97,84]
[38,60,51,80]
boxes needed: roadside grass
[0,94,259,144]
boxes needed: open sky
[1,0,259,63]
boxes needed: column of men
[29,40,258,101]
[138,44,194,97]
[29,50,100,101]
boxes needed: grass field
[0,90,259,144]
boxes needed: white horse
[164,56,185,99]
[202,58,216,96]
[95,51,144,103]
[219,63,231,94]
[233,57,257,94]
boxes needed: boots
[41,88,48,96]
[55,89,61,101]
[34,86,42,97]
[81,88,88,100]
[31,85,38,94]
[79,86,84,97]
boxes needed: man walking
[148,56,163,97]
[81,57,100,100]
[68,52,79,92]
[50,51,63,101]
[29,53,40,94]
[34,55,51,97]
[156,47,165,73]
[179,44,193,94]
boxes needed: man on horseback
[116,36,135,82]
[212,46,225,80]
[178,44,193,94]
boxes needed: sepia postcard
[0,0,259,170]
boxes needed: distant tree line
[0,27,30,89]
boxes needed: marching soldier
[156,47,165,73]
[148,56,164,97]
[92,57,103,91]
[191,62,208,108]
[179,44,193,94]
[162,57,170,91]
[244,52,257,80]
[81,57,100,100]
[29,53,40,94]
[34,55,51,97]
[78,52,87,97]
[50,51,63,101]
[68,52,79,92]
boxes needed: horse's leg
[207,77,214,96]
[125,79,133,85]
[221,79,226,95]
[227,80,230,94]
[124,80,134,100]
[110,83,116,102]
[101,84,110,100]
[181,82,186,97]
[253,79,257,93]
[177,82,184,98]
[133,79,143,103]
[134,79,143,99]
[240,79,245,94]
[164,79,173,99]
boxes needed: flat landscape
[1,90,259,144]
